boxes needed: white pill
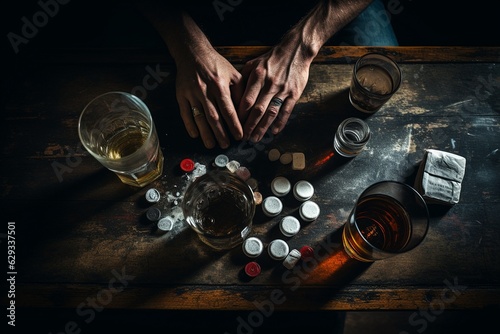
[283,249,302,269]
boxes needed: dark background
[2,0,499,59]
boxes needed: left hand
[233,46,311,143]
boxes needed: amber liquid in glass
[343,195,411,261]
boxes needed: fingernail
[205,139,215,149]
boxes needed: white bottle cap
[299,200,320,222]
[262,196,283,217]
[279,216,301,237]
[214,154,229,168]
[283,249,302,269]
[268,239,289,260]
[157,217,174,231]
[271,176,291,197]
[145,188,161,203]
[293,180,314,202]
[242,237,264,258]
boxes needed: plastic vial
[262,196,283,217]
[268,239,289,260]
[214,154,229,168]
[145,188,161,203]
[271,176,291,197]
[146,207,162,221]
[333,117,371,158]
[293,180,314,202]
[299,200,320,222]
[279,216,301,237]
[242,237,264,258]
[157,217,174,231]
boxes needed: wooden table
[2,46,500,332]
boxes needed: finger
[178,97,199,138]
[270,98,295,134]
[217,89,243,141]
[237,68,263,132]
[248,96,285,143]
[231,74,246,119]
[191,105,216,149]
[201,99,230,149]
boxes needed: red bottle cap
[180,158,195,172]
[299,245,314,259]
[244,261,261,277]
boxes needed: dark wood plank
[2,47,499,312]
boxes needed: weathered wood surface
[2,47,500,316]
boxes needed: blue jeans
[330,0,399,46]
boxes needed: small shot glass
[333,117,371,158]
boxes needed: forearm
[137,2,214,66]
[278,0,374,61]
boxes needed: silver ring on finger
[270,97,284,107]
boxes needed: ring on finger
[191,106,204,117]
[270,97,284,107]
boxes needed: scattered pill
[279,152,293,165]
[268,239,290,260]
[180,158,195,172]
[235,166,251,181]
[271,176,291,197]
[244,261,262,277]
[293,180,314,202]
[226,160,241,173]
[253,191,263,205]
[145,188,161,203]
[299,200,320,222]
[214,154,229,168]
[299,245,315,259]
[146,207,162,221]
[157,217,174,231]
[283,249,302,269]
[292,152,306,170]
[262,196,283,217]
[268,148,281,162]
[246,178,259,190]
[242,237,264,258]
[279,216,301,237]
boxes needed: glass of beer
[78,91,164,187]
[182,170,256,250]
[349,53,402,113]
[342,181,429,262]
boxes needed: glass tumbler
[349,53,402,113]
[182,170,256,250]
[342,181,429,262]
[78,91,164,187]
